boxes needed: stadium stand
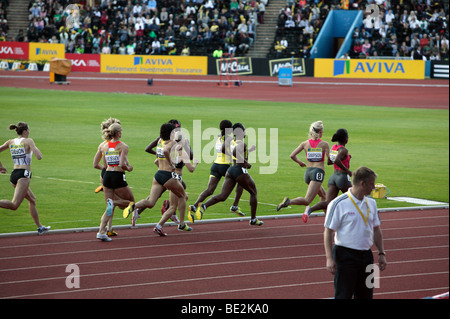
[0,0,448,61]
[0,0,8,41]
[267,0,449,60]
[13,0,264,57]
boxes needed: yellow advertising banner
[28,43,65,61]
[101,54,207,75]
[314,58,425,79]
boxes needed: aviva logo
[36,48,58,55]
[134,57,173,66]
[333,60,406,76]
[333,60,350,76]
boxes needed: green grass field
[0,87,448,233]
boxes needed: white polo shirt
[324,190,381,251]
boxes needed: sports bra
[105,141,121,167]
[10,138,32,166]
[306,139,324,162]
[156,139,166,160]
[214,136,232,165]
[230,139,248,162]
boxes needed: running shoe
[178,223,193,232]
[188,205,195,223]
[195,203,205,221]
[107,229,118,236]
[106,198,114,216]
[230,206,245,216]
[131,208,140,227]
[302,206,311,223]
[153,226,167,237]
[161,199,169,215]
[170,213,180,224]
[94,185,103,193]
[249,219,264,226]
[96,232,112,242]
[37,225,51,235]
[276,197,290,211]
[123,202,134,219]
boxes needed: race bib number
[307,148,323,162]
[171,172,182,182]
[105,150,120,166]
[329,150,338,163]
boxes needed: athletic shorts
[154,170,182,186]
[10,169,32,185]
[227,165,248,180]
[103,171,128,189]
[100,167,106,179]
[210,163,230,179]
[328,171,352,190]
[304,167,325,184]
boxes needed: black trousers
[333,245,374,299]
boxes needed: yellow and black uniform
[154,139,181,185]
[210,135,232,178]
[227,139,249,180]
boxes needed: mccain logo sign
[269,58,306,77]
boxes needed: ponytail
[9,122,29,135]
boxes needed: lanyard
[348,192,369,225]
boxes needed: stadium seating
[1,0,449,62]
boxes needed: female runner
[123,123,192,233]
[0,122,50,235]
[189,119,245,222]
[201,123,263,226]
[93,117,121,236]
[96,122,134,241]
[303,128,352,222]
[277,121,330,220]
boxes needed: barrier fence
[0,41,447,79]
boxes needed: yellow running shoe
[95,185,103,193]
[107,229,118,236]
[123,202,134,219]
[188,205,195,223]
[249,219,264,226]
[230,206,245,216]
[178,223,193,232]
[195,203,205,221]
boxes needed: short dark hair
[160,123,175,141]
[331,128,348,144]
[220,120,233,136]
[352,166,377,186]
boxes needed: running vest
[330,144,351,171]
[10,138,32,166]
[214,136,232,164]
[105,141,121,167]
[230,140,248,162]
[156,139,167,160]
[306,139,324,162]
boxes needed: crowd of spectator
[268,0,331,59]
[0,0,8,41]
[267,0,448,61]
[347,0,449,61]
[10,0,267,57]
[0,0,448,62]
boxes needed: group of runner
[0,119,352,241]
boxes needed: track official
[324,166,387,299]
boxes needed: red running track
[0,208,447,300]
[0,71,448,109]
